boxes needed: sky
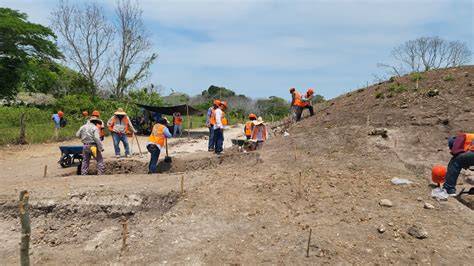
[1,0,473,100]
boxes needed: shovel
[164,137,172,163]
[133,133,144,158]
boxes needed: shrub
[410,72,424,82]
[443,74,455,81]
[375,92,384,99]
[388,83,408,93]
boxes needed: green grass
[443,74,455,81]
[388,83,408,94]
[0,106,83,145]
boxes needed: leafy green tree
[201,85,236,99]
[0,8,62,98]
[256,96,289,118]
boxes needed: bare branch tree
[51,0,114,96]
[109,0,158,99]
[378,36,472,75]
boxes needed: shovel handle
[165,137,169,156]
[134,133,143,156]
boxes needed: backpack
[60,117,67,128]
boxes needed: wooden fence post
[19,113,28,145]
[19,190,30,266]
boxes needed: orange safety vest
[175,116,183,125]
[245,121,253,136]
[209,108,217,125]
[148,124,166,146]
[464,133,474,152]
[251,125,267,140]
[293,91,305,107]
[211,109,227,126]
[109,116,129,132]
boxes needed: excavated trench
[62,152,259,176]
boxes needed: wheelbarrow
[58,146,83,168]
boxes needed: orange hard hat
[431,165,447,184]
[92,110,100,117]
[82,111,89,117]
[220,101,227,108]
[290,87,295,93]
[213,100,221,106]
[307,88,314,95]
[249,113,257,119]
[58,111,64,117]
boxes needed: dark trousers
[214,128,224,153]
[208,126,215,150]
[81,144,104,175]
[147,145,161,173]
[443,151,474,192]
[296,105,314,121]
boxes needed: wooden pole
[43,165,48,178]
[180,176,184,194]
[306,228,312,258]
[65,177,69,198]
[121,219,128,250]
[186,104,190,141]
[298,171,302,198]
[19,112,28,145]
[19,190,30,266]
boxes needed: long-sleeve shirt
[76,122,104,151]
[206,107,213,125]
[107,115,136,134]
[214,108,223,129]
[146,126,172,150]
[51,114,60,128]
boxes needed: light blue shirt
[51,114,60,128]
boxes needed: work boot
[115,155,120,159]
[208,149,214,152]
[446,188,457,196]
[126,154,131,158]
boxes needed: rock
[387,222,394,227]
[377,225,386,233]
[466,176,474,185]
[407,224,428,239]
[424,202,435,209]
[426,89,439,97]
[416,197,423,201]
[379,199,393,207]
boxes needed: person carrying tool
[206,100,220,152]
[107,108,137,158]
[213,101,228,155]
[173,112,183,138]
[442,132,474,195]
[51,111,64,140]
[244,113,257,140]
[300,88,315,118]
[250,116,267,150]
[76,116,105,175]
[146,117,172,174]
[92,110,105,141]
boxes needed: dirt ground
[1,67,473,264]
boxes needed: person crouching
[146,118,172,174]
[76,116,105,175]
[251,117,267,150]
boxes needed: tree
[109,0,158,99]
[0,8,62,98]
[256,96,288,118]
[51,0,114,96]
[378,36,472,75]
[201,85,236,99]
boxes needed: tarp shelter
[136,104,204,116]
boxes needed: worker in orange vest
[300,88,315,118]
[92,110,105,141]
[206,100,220,152]
[173,112,183,138]
[290,87,306,122]
[107,108,137,158]
[212,101,228,154]
[146,118,172,174]
[442,132,474,195]
[250,116,267,150]
[244,113,257,140]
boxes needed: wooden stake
[121,219,128,250]
[298,171,302,198]
[64,177,69,197]
[306,228,312,258]
[19,190,30,266]
[43,165,48,178]
[180,176,184,194]
[186,104,190,141]
[19,112,28,145]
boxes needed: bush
[388,83,408,93]
[410,72,424,82]
[443,74,455,81]
[375,92,384,99]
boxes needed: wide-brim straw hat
[253,116,264,125]
[114,108,127,115]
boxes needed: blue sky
[1,0,472,100]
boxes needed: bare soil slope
[1,66,473,264]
